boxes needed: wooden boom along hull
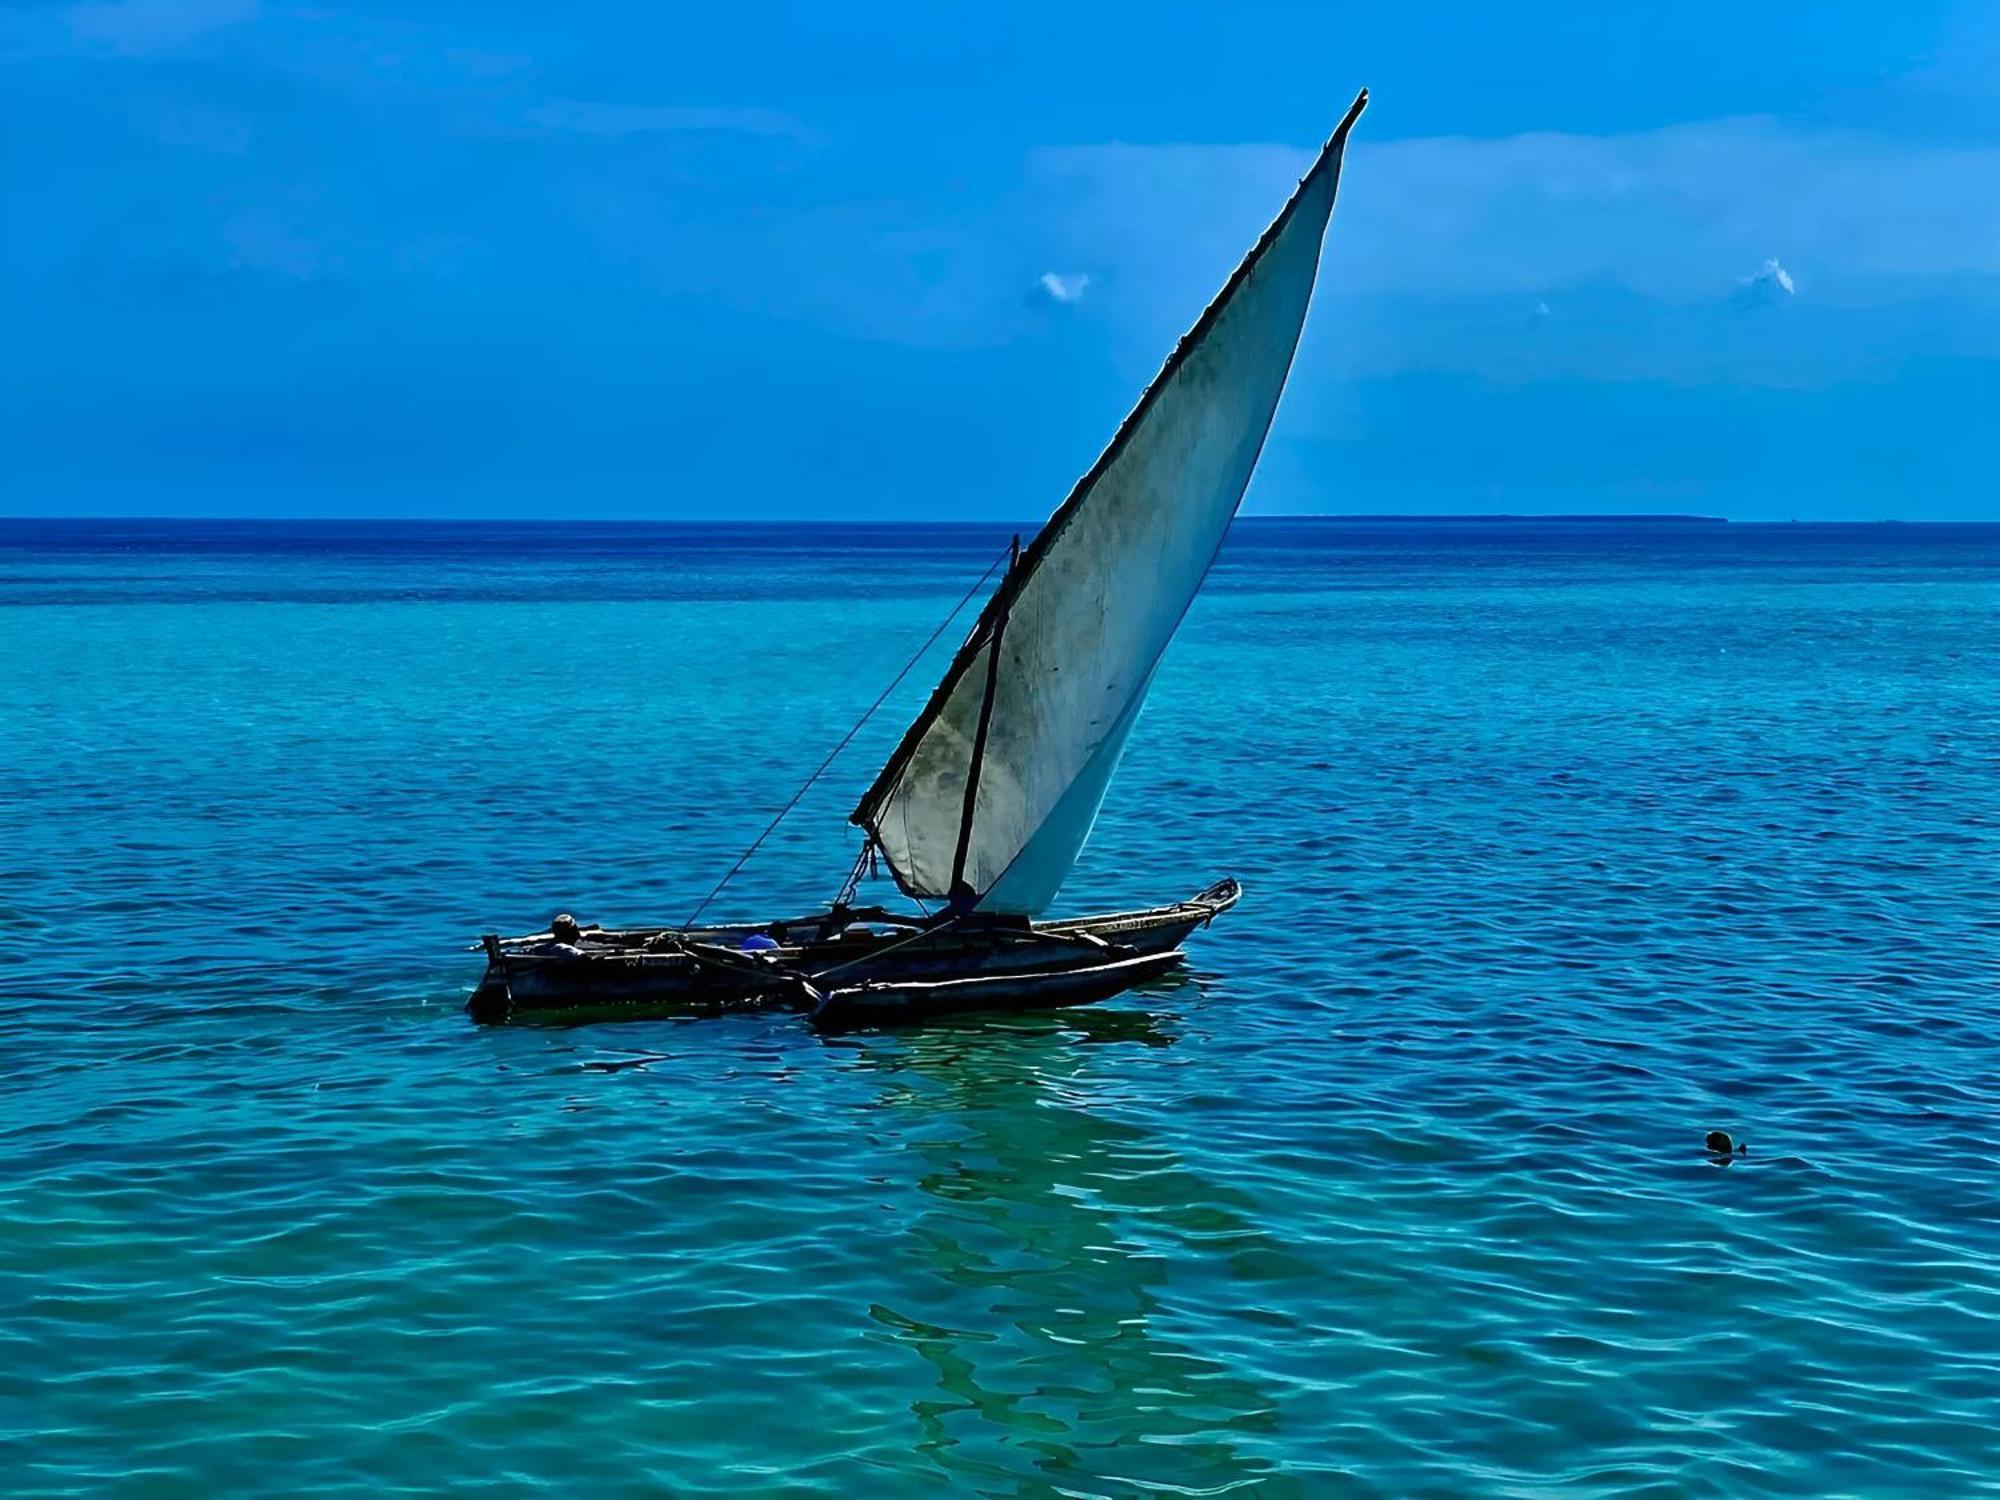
[809,950,1186,1030]
[468,879,1238,1027]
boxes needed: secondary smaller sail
[855,90,1368,914]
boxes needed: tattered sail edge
[851,89,1368,841]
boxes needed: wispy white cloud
[445,49,532,80]
[224,203,341,282]
[1013,118,2000,396]
[526,100,805,141]
[66,0,256,55]
[1035,271,1091,305]
[1032,119,2000,306]
[149,104,253,154]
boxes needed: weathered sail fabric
[855,93,1367,913]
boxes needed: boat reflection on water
[829,990,1309,1496]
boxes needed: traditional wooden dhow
[470,880,1239,1024]
[471,90,1367,1028]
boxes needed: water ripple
[2,521,1997,1495]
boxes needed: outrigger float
[471,90,1367,1029]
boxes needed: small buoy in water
[1705,1130,1747,1157]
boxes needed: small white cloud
[1533,300,1551,318]
[527,100,804,140]
[1035,271,1091,305]
[224,206,337,282]
[1736,256,1797,307]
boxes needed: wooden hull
[469,879,1236,1026]
[810,951,1183,1029]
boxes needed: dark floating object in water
[1705,1130,1748,1157]
[469,90,1372,1030]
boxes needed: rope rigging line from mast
[681,540,1016,929]
[806,912,962,984]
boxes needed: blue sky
[3,1,1996,519]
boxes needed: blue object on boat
[739,933,779,951]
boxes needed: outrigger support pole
[832,838,873,915]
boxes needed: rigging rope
[681,543,1012,928]
[807,913,961,983]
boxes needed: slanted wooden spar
[471,89,1367,1028]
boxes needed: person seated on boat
[543,913,586,955]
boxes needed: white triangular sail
[854,92,1367,914]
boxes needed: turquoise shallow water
[2,517,1997,1496]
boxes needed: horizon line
[5,512,1999,527]
[0,511,1802,527]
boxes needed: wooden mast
[947,533,1020,911]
